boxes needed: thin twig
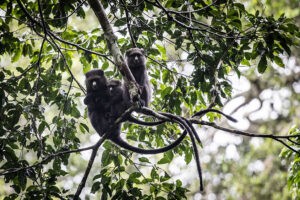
[120,0,137,47]
[0,145,96,176]
[16,0,113,64]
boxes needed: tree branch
[73,105,137,198]
[120,0,137,48]
[73,134,108,200]
[87,0,140,102]
[191,120,300,154]
[16,0,113,64]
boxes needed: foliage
[281,126,300,199]
[0,0,299,199]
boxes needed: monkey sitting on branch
[125,48,151,107]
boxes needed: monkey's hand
[131,85,145,107]
[84,93,98,105]
[139,99,146,107]
[83,96,91,105]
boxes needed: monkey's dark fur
[125,48,151,107]
[84,69,111,135]
[84,69,185,154]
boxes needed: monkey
[84,69,187,154]
[106,79,130,122]
[125,48,151,107]
[83,69,111,135]
[83,69,110,111]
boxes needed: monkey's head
[85,69,108,93]
[125,48,145,69]
[108,79,123,102]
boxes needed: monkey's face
[108,80,123,102]
[85,69,108,93]
[87,77,107,92]
[126,48,145,68]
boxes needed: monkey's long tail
[112,131,187,154]
[127,115,166,126]
[192,108,237,122]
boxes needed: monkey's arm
[127,115,166,126]
[111,130,187,154]
[84,93,111,112]
[83,92,97,105]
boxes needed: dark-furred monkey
[125,48,151,107]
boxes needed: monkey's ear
[140,48,145,55]
[125,50,130,57]
[97,69,104,76]
[85,71,91,78]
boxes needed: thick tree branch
[87,0,140,102]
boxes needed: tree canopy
[0,0,299,199]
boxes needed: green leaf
[101,150,112,167]
[18,173,27,191]
[155,44,166,59]
[191,91,197,105]
[71,107,81,118]
[158,151,173,164]
[114,18,126,27]
[258,55,267,73]
[138,157,150,163]
[161,86,172,98]
[102,62,109,70]
[38,121,46,134]
[129,172,142,181]
[241,58,250,66]
[184,149,192,164]
[273,56,284,68]
[12,48,22,63]
[150,168,159,180]
[160,172,171,182]
[80,123,89,133]
[162,70,170,84]
[280,41,291,56]
[91,181,101,193]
